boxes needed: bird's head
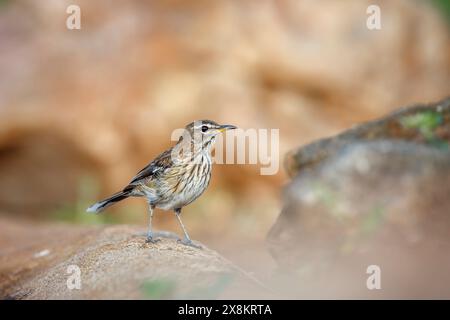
[179,120,237,150]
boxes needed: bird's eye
[201,125,208,132]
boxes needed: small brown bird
[87,120,236,248]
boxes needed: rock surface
[285,98,450,177]
[0,218,267,299]
[269,98,450,298]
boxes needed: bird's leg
[174,208,201,249]
[146,203,160,243]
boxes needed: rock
[268,98,450,298]
[0,218,268,299]
[285,97,450,177]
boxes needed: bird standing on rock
[87,120,237,248]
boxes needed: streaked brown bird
[87,120,236,248]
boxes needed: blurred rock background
[268,98,450,298]
[0,0,449,257]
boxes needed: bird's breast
[154,153,212,210]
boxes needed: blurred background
[0,0,449,274]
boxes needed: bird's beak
[218,124,237,132]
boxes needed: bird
[86,120,237,248]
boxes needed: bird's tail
[86,191,130,214]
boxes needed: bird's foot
[177,238,202,249]
[145,235,161,244]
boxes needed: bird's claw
[177,238,202,249]
[145,236,161,244]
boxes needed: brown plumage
[87,120,236,248]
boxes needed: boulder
[268,98,450,298]
[285,98,450,177]
[0,218,268,299]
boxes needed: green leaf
[141,278,177,300]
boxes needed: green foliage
[400,111,448,149]
[0,0,9,8]
[361,205,385,236]
[141,274,233,299]
[141,278,177,300]
[340,205,386,255]
[51,175,123,225]
[313,183,337,210]
[401,111,442,138]
[184,274,233,299]
[432,0,450,23]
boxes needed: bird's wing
[123,149,174,191]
